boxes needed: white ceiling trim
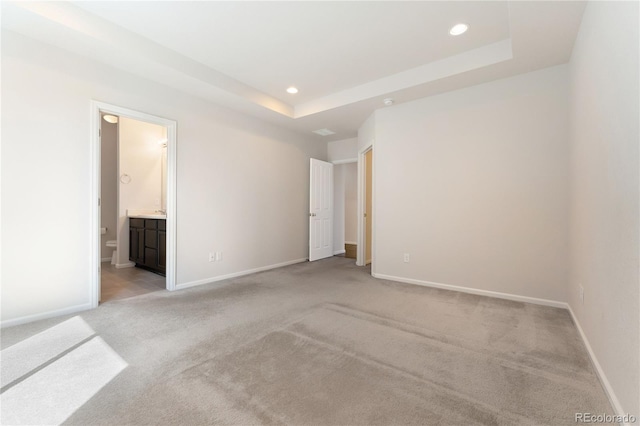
[2,1,586,141]
[3,1,515,120]
[294,39,513,118]
[7,1,296,118]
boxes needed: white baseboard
[372,273,567,309]
[176,258,308,291]
[1,303,93,329]
[567,305,628,423]
[115,262,135,269]
[101,257,112,263]
[334,249,346,255]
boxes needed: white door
[309,159,333,261]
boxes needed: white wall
[0,31,325,325]
[117,117,166,265]
[333,164,346,254]
[100,117,117,260]
[568,1,639,416]
[344,163,357,244]
[371,65,570,303]
[358,114,376,153]
[327,138,358,162]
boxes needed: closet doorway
[357,145,373,268]
[332,161,358,260]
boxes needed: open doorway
[332,161,358,259]
[99,113,168,302]
[357,145,373,268]
[90,102,177,308]
[364,149,373,265]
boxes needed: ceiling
[1,1,586,141]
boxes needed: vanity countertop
[127,209,166,220]
[128,214,166,219]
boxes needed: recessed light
[287,86,299,94]
[383,98,394,106]
[103,114,118,124]
[312,128,335,136]
[449,23,469,36]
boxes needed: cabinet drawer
[145,219,158,229]
[130,218,145,228]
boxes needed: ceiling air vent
[312,128,336,136]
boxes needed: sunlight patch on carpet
[1,317,127,425]
[1,316,95,387]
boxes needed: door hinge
[98,198,101,206]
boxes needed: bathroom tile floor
[100,263,166,303]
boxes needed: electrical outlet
[403,253,410,263]
[209,252,216,262]
[579,285,584,304]
[216,251,223,261]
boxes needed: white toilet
[106,240,117,265]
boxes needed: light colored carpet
[1,257,613,425]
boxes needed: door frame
[357,142,374,270]
[89,100,178,308]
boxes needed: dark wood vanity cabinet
[129,219,145,264]
[129,218,166,276]
[158,220,166,270]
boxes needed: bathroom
[100,112,168,301]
